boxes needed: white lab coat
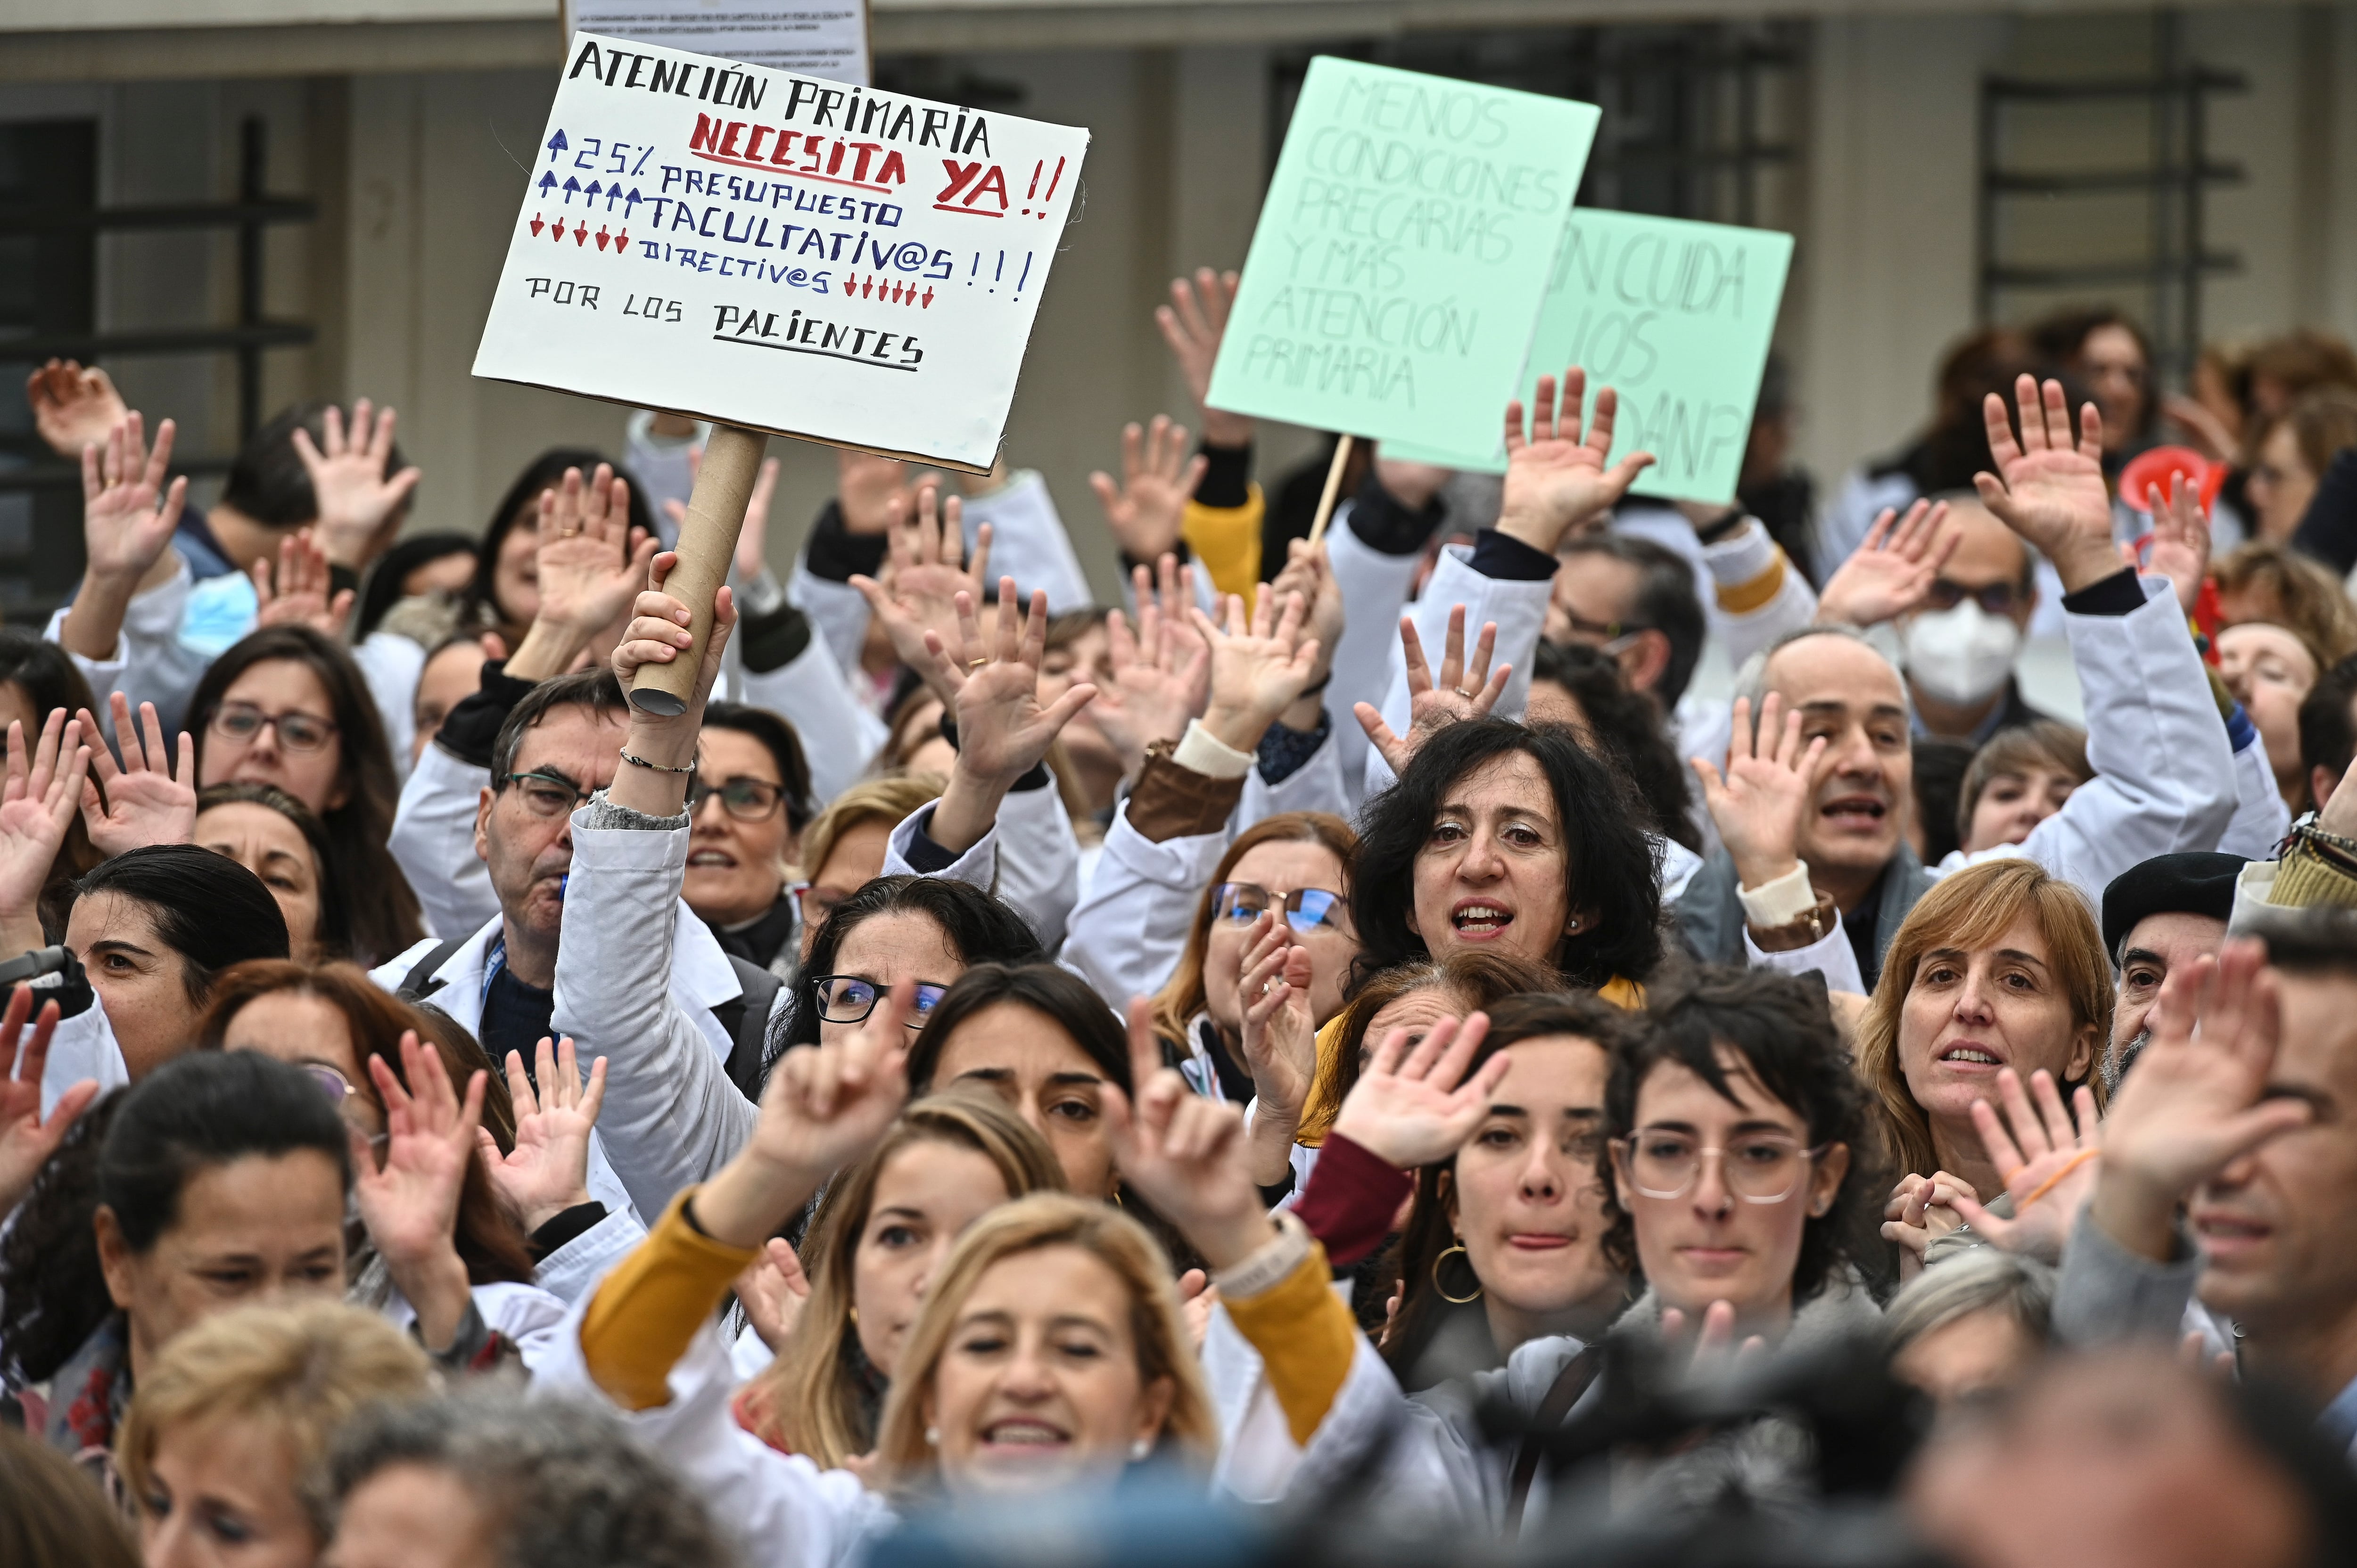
[530,808,791,1224]
[1759,575,2239,993]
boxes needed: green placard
[1205,57,1599,456]
[1389,208,1794,505]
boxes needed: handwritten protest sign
[564,0,871,87]
[1205,58,1598,458]
[1390,209,1793,505]
[472,33,1088,471]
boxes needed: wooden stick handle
[627,423,768,716]
[1305,433,1354,549]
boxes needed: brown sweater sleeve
[1124,742,1247,843]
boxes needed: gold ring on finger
[969,656,989,670]
[1454,686,1475,698]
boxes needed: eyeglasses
[1611,1131,1830,1204]
[1212,882,1350,936]
[501,770,591,818]
[690,776,784,822]
[301,1062,356,1103]
[809,975,949,1028]
[211,702,338,754]
[1556,608,1651,646]
[1924,579,2024,616]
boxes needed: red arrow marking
[595,226,610,250]
[529,213,544,236]
[573,223,588,245]
[615,229,627,250]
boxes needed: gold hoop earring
[1432,1242,1483,1305]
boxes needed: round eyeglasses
[1612,1131,1830,1204]
[1211,882,1350,936]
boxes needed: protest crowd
[12,69,2357,1568]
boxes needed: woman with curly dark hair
[1347,717,1664,998]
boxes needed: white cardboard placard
[473,33,1089,471]
[562,0,871,87]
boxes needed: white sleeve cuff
[1173,718,1254,781]
[1736,861,1818,927]
[1701,518,1777,585]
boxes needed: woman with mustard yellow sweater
[532,984,1371,1568]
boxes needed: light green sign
[1205,57,1599,457]
[1391,208,1794,505]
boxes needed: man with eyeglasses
[1888,497,2057,745]
[371,668,786,1231]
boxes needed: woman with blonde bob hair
[870,1192,1218,1490]
[1855,859,2112,1272]
[119,1298,432,1564]
[548,985,1226,1568]
[735,1092,1066,1467]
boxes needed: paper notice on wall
[473,33,1089,472]
[563,0,871,85]
[1388,209,1794,505]
[1205,57,1599,459]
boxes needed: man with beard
[2100,851,2244,1088]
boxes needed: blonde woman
[538,985,1222,1568]
[120,1299,432,1565]
[733,1092,1064,1467]
[1855,859,2112,1275]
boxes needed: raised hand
[1237,916,1317,1185]
[0,986,94,1215]
[79,412,185,586]
[1331,1011,1510,1169]
[1353,607,1507,776]
[2087,940,2313,1262]
[1814,500,1959,628]
[1090,416,1207,563]
[837,449,912,536]
[2140,471,2211,616]
[1974,375,2118,593]
[1498,368,1656,556]
[1194,588,1320,755]
[1947,1068,2101,1262]
[736,1237,812,1354]
[850,482,992,701]
[1103,998,1274,1270]
[252,528,354,639]
[694,981,915,1249]
[1268,537,1345,700]
[532,464,653,644]
[917,581,1098,854]
[1087,562,1211,777]
[77,693,195,857]
[1154,268,1253,448]
[0,713,90,954]
[476,1035,607,1233]
[291,400,421,570]
[1690,694,1826,894]
[27,359,128,460]
[354,1031,486,1351]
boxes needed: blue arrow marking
[546,130,568,163]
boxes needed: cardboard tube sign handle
[627,423,769,716]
